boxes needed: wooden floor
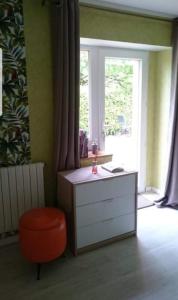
[1,206,178,300]
[137,194,153,209]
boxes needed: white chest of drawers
[57,166,137,255]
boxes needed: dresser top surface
[58,166,137,185]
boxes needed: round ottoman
[19,207,67,279]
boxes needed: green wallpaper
[23,0,55,205]
[150,50,172,191]
[146,50,172,191]
[80,6,172,46]
[147,53,156,187]
[22,3,172,203]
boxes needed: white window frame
[80,45,100,146]
[80,45,149,192]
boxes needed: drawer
[77,213,135,249]
[75,174,136,206]
[76,194,135,228]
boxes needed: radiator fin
[0,163,45,234]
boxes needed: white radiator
[0,162,45,235]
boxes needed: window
[80,50,89,134]
[80,45,148,191]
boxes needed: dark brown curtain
[52,0,80,171]
[158,18,178,208]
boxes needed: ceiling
[80,0,178,19]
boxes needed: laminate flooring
[137,194,153,209]
[1,206,178,300]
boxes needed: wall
[23,0,55,205]
[22,3,172,203]
[147,50,172,192]
[80,5,171,46]
[146,53,156,187]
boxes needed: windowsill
[80,151,113,167]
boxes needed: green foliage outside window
[80,52,133,136]
[105,58,133,135]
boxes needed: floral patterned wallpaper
[0,0,30,166]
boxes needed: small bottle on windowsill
[92,156,97,174]
[91,140,98,155]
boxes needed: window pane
[105,57,140,169]
[80,50,89,135]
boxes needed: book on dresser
[57,165,137,256]
[101,162,124,173]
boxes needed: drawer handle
[102,198,113,203]
[102,218,114,223]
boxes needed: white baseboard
[145,186,161,195]
[145,186,152,192]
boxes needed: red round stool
[19,207,67,280]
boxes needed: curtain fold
[158,18,178,208]
[52,0,80,172]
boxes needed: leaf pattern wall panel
[0,0,31,166]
